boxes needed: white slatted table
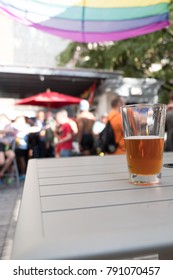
[12,153,173,259]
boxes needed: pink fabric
[31,21,169,42]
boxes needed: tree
[56,3,173,103]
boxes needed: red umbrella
[15,89,82,109]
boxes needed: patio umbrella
[0,0,170,43]
[15,89,82,109]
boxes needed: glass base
[129,173,161,185]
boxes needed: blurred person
[31,110,47,158]
[77,99,96,155]
[35,110,45,129]
[12,115,31,180]
[54,109,74,157]
[67,116,79,155]
[166,91,173,112]
[165,93,173,151]
[107,95,126,155]
[92,113,108,136]
[92,113,108,154]
[45,111,56,157]
[68,117,78,136]
[25,115,35,126]
[0,114,17,180]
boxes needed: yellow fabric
[49,0,171,8]
[108,110,126,155]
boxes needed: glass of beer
[121,104,166,185]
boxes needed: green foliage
[56,2,173,102]
[55,42,77,66]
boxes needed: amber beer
[125,136,164,175]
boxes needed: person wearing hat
[77,99,96,156]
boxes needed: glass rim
[121,103,166,109]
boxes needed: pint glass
[121,104,166,185]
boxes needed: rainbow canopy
[0,0,171,43]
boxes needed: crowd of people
[1,93,173,184]
[0,95,126,183]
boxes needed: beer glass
[121,104,166,185]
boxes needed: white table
[12,153,173,259]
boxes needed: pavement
[0,180,24,260]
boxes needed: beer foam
[125,135,163,140]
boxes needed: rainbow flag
[0,0,170,43]
[80,83,96,105]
